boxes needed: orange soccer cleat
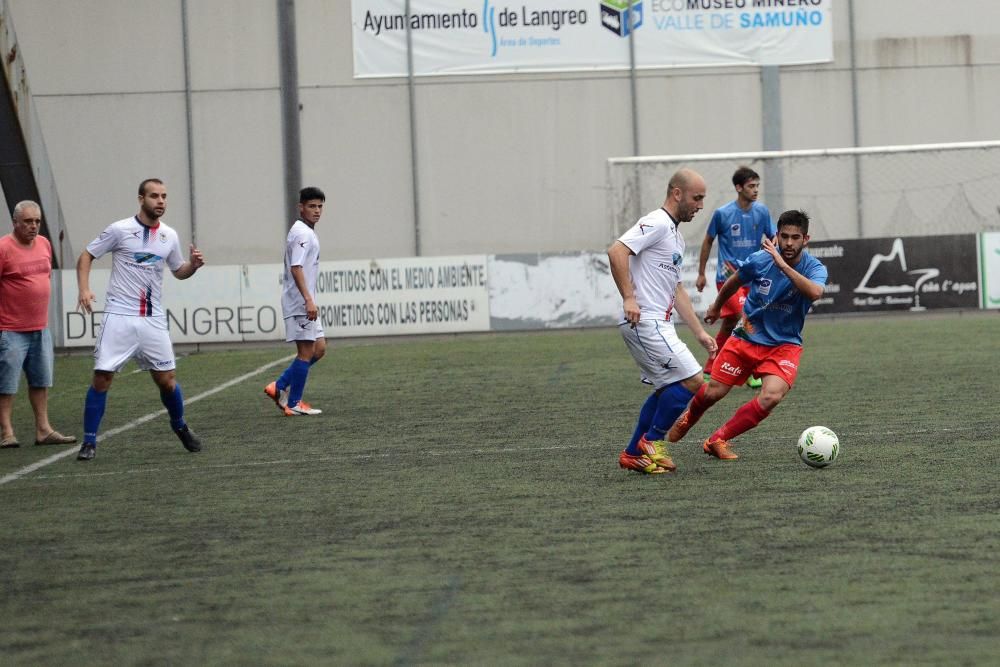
[703,437,739,460]
[667,410,693,443]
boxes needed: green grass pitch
[1,312,998,665]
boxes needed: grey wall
[7,0,1000,264]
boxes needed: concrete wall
[6,0,1000,264]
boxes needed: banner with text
[807,235,980,314]
[352,0,833,78]
[57,256,491,347]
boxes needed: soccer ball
[797,426,840,468]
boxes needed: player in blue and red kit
[696,166,775,386]
[668,209,827,460]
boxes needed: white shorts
[284,315,325,343]
[94,313,176,373]
[619,319,703,389]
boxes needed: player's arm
[172,244,204,280]
[761,237,824,302]
[674,283,718,356]
[696,234,714,292]
[607,240,639,326]
[290,265,318,321]
[705,272,744,325]
[76,251,97,313]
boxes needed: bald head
[663,168,706,223]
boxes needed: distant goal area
[606,141,1000,247]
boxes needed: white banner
[981,232,1000,310]
[57,255,491,347]
[352,0,833,77]
[487,249,718,330]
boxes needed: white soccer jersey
[617,208,686,321]
[86,217,184,322]
[281,220,321,318]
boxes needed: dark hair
[732,166,760,188]
[777,209,810,236]
[299,186,326,204]
[138,178,164,196]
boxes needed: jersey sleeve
[737,249,768,283]
[165,232,185,272]
[86,224,121,259]
[618,220,665,255]
[287,231,311,267]
[804,257,828,287]
[706,209,723,240]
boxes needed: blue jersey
[707,201,775,283]
[733,250,827,347]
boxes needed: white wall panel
[32,93,191,254]
[413,76,632,255]
[298,85,415,259]
[190,90,285,264]
[187,0,279,90]
[9,0,184,94]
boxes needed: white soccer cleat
[284,401,322,416]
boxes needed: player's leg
[134,319,200,453]
[78,315,136,460]
[668,337,748,443]
[78,370,114,460]
[285,339,320,414]
[702,344,800,460]
[269,317,321,415]
[310,336,327,365]
[150,368,201,453]
[618,320,702,473]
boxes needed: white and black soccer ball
[797,426,840,468]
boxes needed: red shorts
[710,336,802,387]
[717,281,749,319]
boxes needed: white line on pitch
[0,354,295,487]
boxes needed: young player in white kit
[608,168,718,474]
[75,178,205,461]
[264,187,327,416]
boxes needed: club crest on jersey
[672,252,682,266]
[756,277,772,296]
[159,233,168,244]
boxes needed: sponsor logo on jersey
[719,361,742,376]
[638,222,653,235]
[132,252,162,264]
[730,223,741,234]
[757,277,772,296]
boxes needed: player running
[668,209,827,460]
[696,166,775,388]
[264,186,327,416]
[75,178,205,461]
[610,168,718,474]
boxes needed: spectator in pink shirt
[0,201,76,448]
